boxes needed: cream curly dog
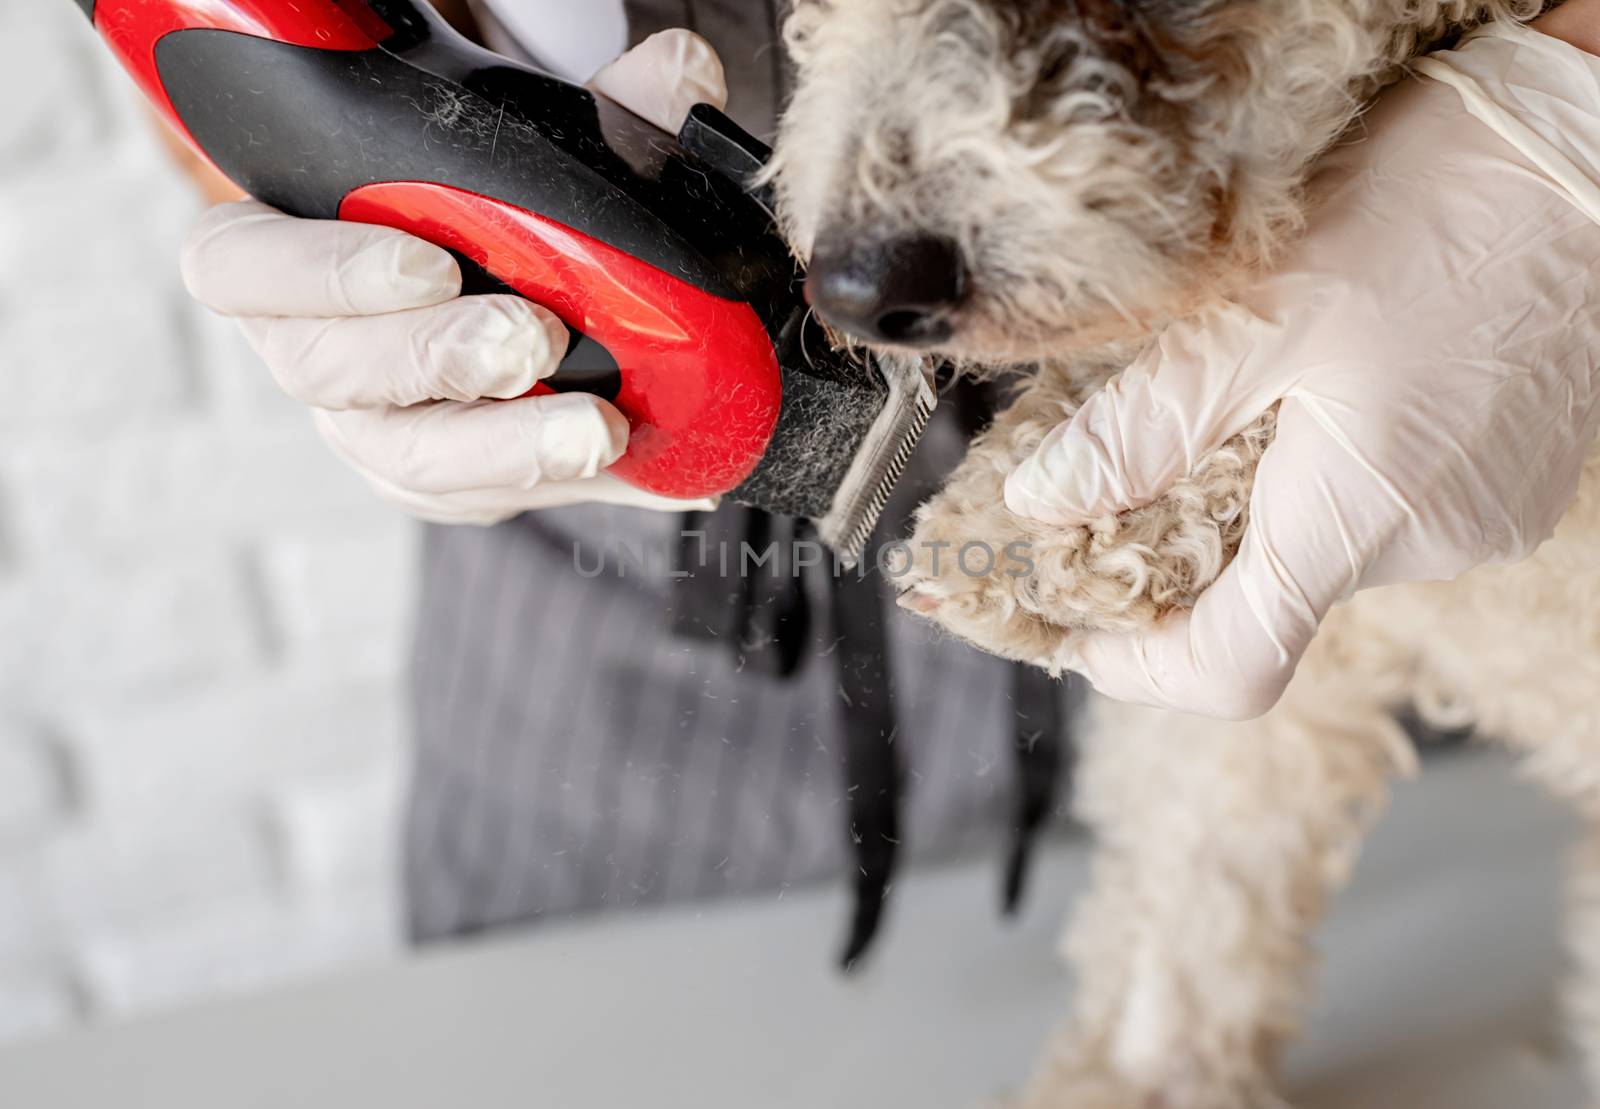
[766,1,1600,1106]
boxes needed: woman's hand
[180,30,726,524]
[1004,24,1600,718]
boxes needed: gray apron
[404,0,1079,958]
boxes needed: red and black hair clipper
[73,0,933,562]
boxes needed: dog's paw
[894,401,1274,669]
[891,471,1083,669]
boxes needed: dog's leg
[1381,475,1600,1097]
[1510,712,1600,1095]
[897,366,1375,1107]
[1564,830,1600,1097]
[1022,666,1412,1109]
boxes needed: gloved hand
[180,30,727,524]
[1003,23,1600,719]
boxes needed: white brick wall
[0,0,416,1042]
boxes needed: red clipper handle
[85,0,788,499]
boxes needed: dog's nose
[805,233,966,347]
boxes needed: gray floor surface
[0,748,1585,1108]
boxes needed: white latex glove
[180,30,727,524]
[1003,22,1600,719]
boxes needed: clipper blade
[814,354,937,569]
[726,318,937,566]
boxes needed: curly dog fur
[767,1,1600,1105]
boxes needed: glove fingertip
[596,402,631,466]
[527,394,630,481]
[527,306,573,380]
[491,302,574,399]
[179,200,276,308]
[342,232,461,314]
[441,297,568,401]
[1002,462,1085,526]
[591,30,729,133]
[667,29,730,113]
[391,235,462,304]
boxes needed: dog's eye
[1012,43,1078,121]
[1036,42,1081,86]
